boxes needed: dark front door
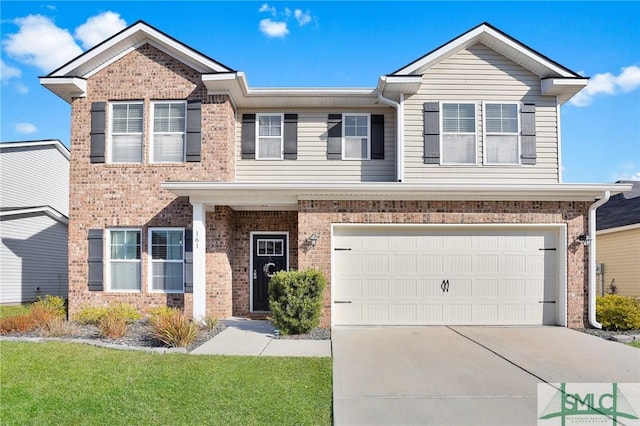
[252,234,288,311]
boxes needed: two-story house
[0,139,70,304]
[41,21,629,329]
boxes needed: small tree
[268,269,326,335]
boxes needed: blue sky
[1,1,639,183]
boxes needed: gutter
[377,92,404,182]
[587,191,610,329]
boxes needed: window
[257,239,284,256]
[152,101,186,162]
[149,229,184,293]
[441,103,476,164]
[108,229,141,291]
[484,103,519,165]
[343,114,370,160]
[110,102,143,163]
[257,114,283,159]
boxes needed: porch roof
[161,182,632,211]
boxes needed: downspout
[377,92,404,182]
[588,191,610,329]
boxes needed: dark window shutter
[90,102,106,163]
[88,229,104,291]
[241,114,256,159]
[186,100,202,162]
[327,114,342,160]
[520,103,536,165]
[184,230,193,293]
[423,102,440,164]
[371,114,385,160]
[283,114,298,160]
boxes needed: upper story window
[484,103,519,165]
[343,113,370,160]
[441,103,476,165]
[151,101,186,163]
[149,228,184,293]
[107,229,141,292]
[110,102,143,163]
[257,114,283,160]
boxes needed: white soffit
[202,72,382,108]
[162,182,633,211]
[542,78,589,104]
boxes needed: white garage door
[333,226,559,326]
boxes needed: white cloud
[0,59,22,82]
[570,65,640,107]
[15,122,37,134]
[2,15,82,73]
[74,11,126,49]
[259,18,289,38]
[294,9,312,26]
[15,82,29,94]
[259,3,277,16]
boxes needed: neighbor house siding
[0,214,68,303]
[403,43,559,183]
[596,227,640,297]
[235,109,397,182]
[0,144,69,215]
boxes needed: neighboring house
[595,181,640,297]
[40,21,629,328]
[0,140,70,304]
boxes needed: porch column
[191,201,207,321]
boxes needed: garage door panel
[333,227,559,326]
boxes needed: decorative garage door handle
[334,300,352,304]
[441,280,450,293]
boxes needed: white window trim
[255,113,284,160]
[108,101,144,164]
[150,100,187,163]
[106,228,142,293]
[482,101,521,166]
[342,113,371,160]
[148,227,185,294]
[440,101,477,166]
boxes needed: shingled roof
[596,181,640,231]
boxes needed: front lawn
[1,341,332,425]
[0,304,30,319]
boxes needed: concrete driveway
[332,326,640,426]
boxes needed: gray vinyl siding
[0,144,69,215]
[403,43,559,184]
[236,108,397,182]
[0,214,68,304]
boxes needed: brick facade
[297,200,590,329]
[67,44,235,317]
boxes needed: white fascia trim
[0,139,70,160]
[541,78,589,94]
[0,206,69,224]
[39,77,87,100]
[51,22,230,78]
[556,101,563,183]
[596,223,640,235]
[394,24,576,77]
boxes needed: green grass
[629,340,640,348]
[0,341,332,425]
[0,304,30,319]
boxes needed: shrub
[39,318,81,338]
[32,295,66,318]
[268,269,326,335]
[98,312,128,339]
[202,314,219,330]
[0,314,37,334]
[76,303,140,325]
[596,295,640,331]
[149,308,197,347]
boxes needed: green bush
[268,269,326,335]
[32,295,66,318]
[76,302,140,325]
[149,307,198,347]
[596,295,640,331]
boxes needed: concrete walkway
[190,318,331,357]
